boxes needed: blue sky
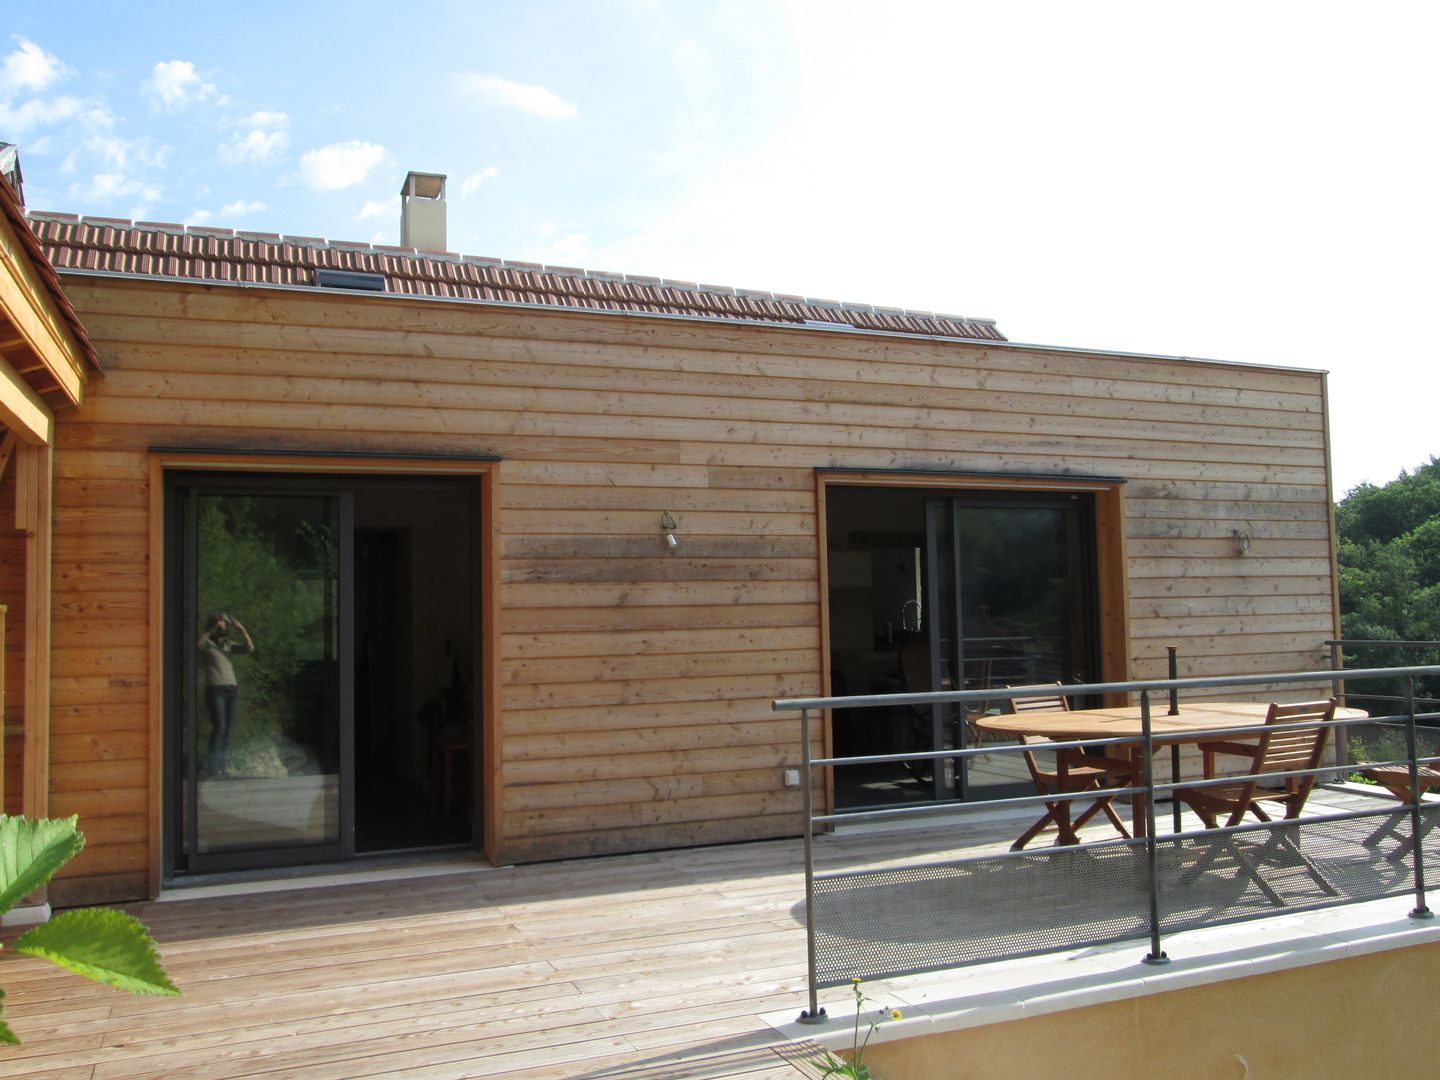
[2,0,1436,495]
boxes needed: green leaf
[0,815,84,915]
[14,908,179,996]
[0,988,16,1046]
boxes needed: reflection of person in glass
[198,611,254,776]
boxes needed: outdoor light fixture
[1233,529,1252,556]
[661,511,679,549]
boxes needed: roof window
[314,268,386,292]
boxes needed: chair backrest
[1253,699,1336,777]
[1004,683,1070,715]
[1004,684,1070,759]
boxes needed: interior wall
[353,484,474,789]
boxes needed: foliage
[1334,457,1440,711]
[1345,727,1414,782]
[0,816,178,1044]
[814,979,902,1079]
[196,496,337,769]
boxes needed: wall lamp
[1232,529,1251,556]
[661,511,679,550]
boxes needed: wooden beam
[0,606,6,812]
[482,466,503,863]
[0,215,87,407]
[0,429,16,486]
[0,355,53,446]
[21,443,53,823]
[146,455,164,897]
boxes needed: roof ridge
[25,209,1004,336]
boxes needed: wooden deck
[0,787,1401,1079]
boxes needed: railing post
[1140,690,1169,964]
[1329,640,1345,706]
[1402,678,1433,920]
[797,708,829,1022]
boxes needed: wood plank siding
[45,276,1340,902]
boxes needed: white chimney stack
[400,171,447,252]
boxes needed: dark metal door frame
[922,491,1103,800]
[166,474,355,875]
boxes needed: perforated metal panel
[1156,810,1419,934]
[807,804,1438,988]
[810,841,1151,987]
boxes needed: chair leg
[1254,826,1340,897]
[1098,799,1132,838]
[1011,806,1059,851]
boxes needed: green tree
[1335,457,1440,711]
[195,496,337,765]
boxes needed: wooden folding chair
[1175,699,1339,904]
[1005,684,1136,851]
[1357,762,1440,860]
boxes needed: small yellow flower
[852,977,862,985]
[890,1009,903,1021]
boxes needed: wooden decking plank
[95,981,569,1058]
[89,998,613,1080]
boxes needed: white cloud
[0,94,85,136]
[220,128,288,164]
[356,199,390,220]
[298,140,389,191]
[453,74,578,119]
[186,209,213,225]
[520,224,592,267]
[0,38,69,96]
[144,60,217,111]
[89,133,169,169]
[220,110,289,164]
[70,172,161,204]
[237,110,287,130]
[220,199,268,217]
[460,167,500,197]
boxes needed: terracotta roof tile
[26,213,1006,342]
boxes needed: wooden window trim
[812,469,1133,805]
[145,451,502,897]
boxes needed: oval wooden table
[975,701,1367,841]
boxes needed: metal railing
[774,665,1440,1025]
[1326,639,1440,713]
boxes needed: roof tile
[27,212,1006,342]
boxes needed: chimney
[400,171,446,251]
[0,143,23,206]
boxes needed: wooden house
[1,169,1340,906]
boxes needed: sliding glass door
[924,495,1098,799]
[172,482,354,872]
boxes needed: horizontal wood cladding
[46,277,1338,894]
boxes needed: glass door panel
[956,501,1096,797]
[180,490,351,867]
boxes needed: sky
[1,0,1435,497]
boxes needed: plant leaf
[0,988,16,1046]
[0,815,84,915]
[15,908,179,996]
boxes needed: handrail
[780,665,1440,1024]
[773,664,1440,713]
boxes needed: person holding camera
[198,611,254,776]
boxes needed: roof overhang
[0,179,98,443]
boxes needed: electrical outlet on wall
[783,769,800,787]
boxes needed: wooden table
[976,701,1367,839]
